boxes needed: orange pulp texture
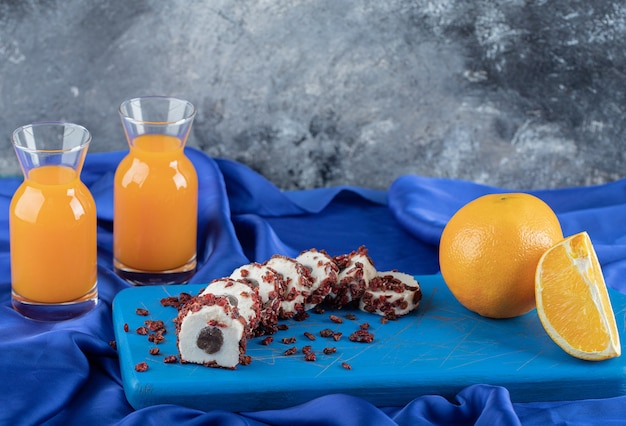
[10,165,97,303]
[114,134,198,271]
[535,231,620,360]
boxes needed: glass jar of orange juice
[10,122,98,321]
[114,96,198,285]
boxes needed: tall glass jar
[10,122,98,321]
[113,96,198,285]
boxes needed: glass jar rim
[119,96,196,126]
[12,122,91,154]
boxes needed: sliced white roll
[359,271,422,319]
[229,262,283,334]
[296,248,339,310]
[328,246,377,308]
[265,254,314,319]
[200,277,262,332]
[176,294,248,369]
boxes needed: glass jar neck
[12,122,91,180]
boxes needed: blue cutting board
[112,274,626,411]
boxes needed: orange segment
[535,231,621,361]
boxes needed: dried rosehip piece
[148,333,165,344]
[319,328,334,338]
[160,296,180,308]
[135,362,148,372]
[145,319,166,332]
[294,311,310,321]
[135,308,149,316]
[349,330,374,343]
[329,315,343,324]
[178,292,192,304]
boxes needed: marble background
[1,0,626,190]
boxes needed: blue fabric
[1,147,625,425]
[388,174,626,293]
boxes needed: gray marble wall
[1,0,625,190]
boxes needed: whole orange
[439,193,563,318]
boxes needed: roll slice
[176,294,248,369]
[200,277,262,332]
[328,246,377,308]
[230,262,283,334]
[265,255,314,319]
[359,271,422,319]
[296,248,339,310]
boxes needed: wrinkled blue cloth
[1,147,626,425]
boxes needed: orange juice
[10,165,98,303]
[113,133,198,272]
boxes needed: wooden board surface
[112,274,626,411]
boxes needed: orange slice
[535,231,621,361]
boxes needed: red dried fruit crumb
[341,362,352,370]
[319,328,334,337]
[261,336,273,346]
[323,347,337,355]
[329,315,343,324]
[149,347,160,355]
[284,347,297,356]
[294,311,310,321]
[349,330,374,343]
[164,355,178,364]
[178,292,192,304]
[145,319,166,332]
[123,323,129,332]
[135,362,148,372]
[136,327,149,335]
[160,296,180,308]
[135,308,149,316]
[281,337,297,344]
[148,332,165,344]
[304,352,317,362]
[304,331,316,341]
